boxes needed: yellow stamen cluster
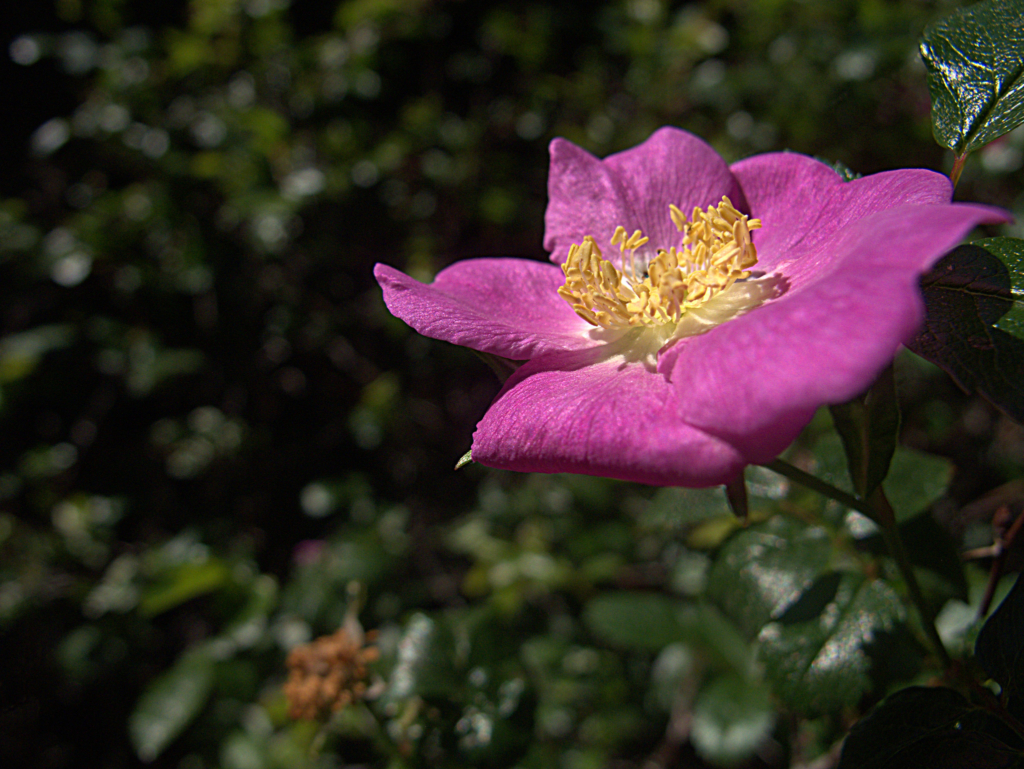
[557,196,762,329]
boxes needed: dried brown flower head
[284,625,380,720]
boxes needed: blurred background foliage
[2,0,1024,767]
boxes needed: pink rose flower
[375,128,1008,486]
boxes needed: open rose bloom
[375,128,1008,487]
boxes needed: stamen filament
[559,196,763,331]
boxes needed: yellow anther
[558,196,763,330]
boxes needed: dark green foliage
[977,572,1024,698]
[1,1,1023,768]
[839,687,1021,769]
[909,238,1024,422]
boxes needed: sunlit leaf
[707,516,833,637]
[909,238,1024,423]
[129,645,216,762]
[759,572,904,714]
[920,0,1024,155]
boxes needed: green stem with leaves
[762,458,952,670]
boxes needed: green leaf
[583,592,692,652]
[882,447,955,523]
[0,324,74,384]
[758,572,904,715]
[129,645,217,762]
[583,592,753,672]
[920,0,1024,155]
[909,238,1024,423]
[691,673,775,765]
[454,676,534,766]
[839,687,1020,769]
[812,157,862,182]
[139,557,233,616]
[385,613,459,702]
[830,365,900,499]
[707,517,833,638]
[637,486,734,532]
[976,571,1024,697]
[455,449,473,470]
[217,574,278,652]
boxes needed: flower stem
[762,458,952,670]
[949,153,968,189]
[870,487,952,670]
[761,458,875,520]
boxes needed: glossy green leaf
[691,673,775,765]
[707,516,833,638]
[909,238,1024,423]
[831,365,900,499]
[129,645,217,762]
[976,571,1024,696]
[920,0,1024,155]
[759,572,904,714]
[839,687,1020,769]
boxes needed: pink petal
[472,344,747,487]
[544,128,743,266]
[374,258,597,360]
[732,152,966,279]
[658,200,1010,464]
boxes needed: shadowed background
[2,1,1023,768]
